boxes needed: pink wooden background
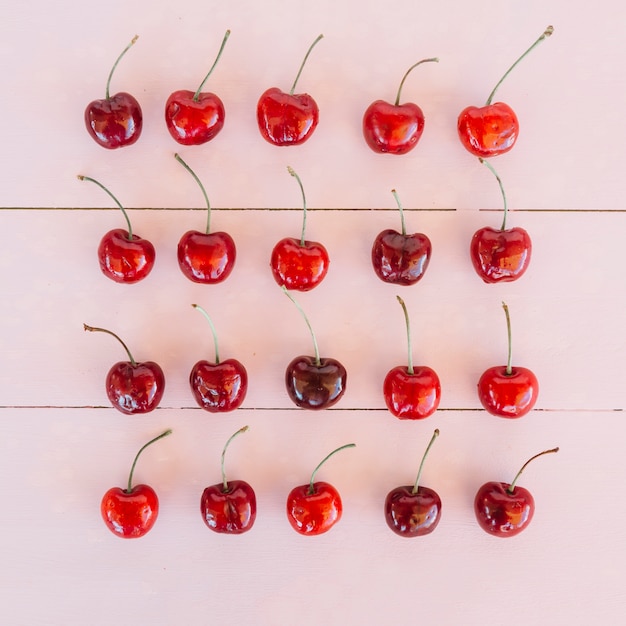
[1,1,625,624]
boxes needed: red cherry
[372,189,431,285]
[286,443,355,535]
[458,26,553,157]
[474,447,559,537]
[477,302,538,418]
[189,304,248,412]
[270,167,329,291]
[363,58,438,154]
[165,30,230,146]
[257,34,323,146]
[200,426,256,534]
[101,429,172,538]
[84,324,165,414]
[175,153,236,284]
[385,429,442,537]
[85,36,143,149]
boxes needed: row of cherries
[102,426,559,540]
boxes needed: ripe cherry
[189,304,248,412]
[270,166,329,291]
[474,446,559,537]
[286,443,356,536]
[477,302,538,418]
[84,36,143,149]
[385,429,442,537]
[175,153,236,283]
[165,30,230,146]
[257,34,323,146]
[458,26,554,157]
[372,189,432,285]
[384,296,441,419]
[84,324,165,414]
[200,426,256,534]
[362,57,438,154]
[101,429,172,539]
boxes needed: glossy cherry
[189,304,248,412]
[286,443,355,536]
[85,36,143,149]
[372,189,432,285]
[84,324,165,414]
[477,302,538,418]
[257,34,323,146]
[200,426,256,533]
[384,296,441,419]
[270,166,329,291]
[165,30,230,146]
[363,57,438,154]
[175,153,236,283]
[474,446,559,537]
[101,429,172,539]
[385,429,442,537]
[458,26,553,157]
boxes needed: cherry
[371,189,432,285]
[165,30,230,146]
[256,34,323,146]
[477,302,538,418]
[101,429,172,539]
[200,426,256,534]
[384,429,442,537]
[84,36,143,149]
[189,304,248,412]
[362,57,438,154]
[175,153,236,283]
[270,166,329,291]
[84,324,165,414]
[78,175,155,283]
[383,296,441,419]
[474,446,559,537]
[458,26,553,157]
[470,159,531,283]
[286,443,355,536]
[282,287,347,410]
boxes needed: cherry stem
[175,153,211,234]
[192,304,220,364]
[507,446,559,494]
[83,324,137,367]
[501,302,513,376]
[105,35,138,101]
[126,429,172,494]
[289,33,324,95]
[282,286,321,366]
[486,25,554,106]
[412,429,440,495]
[479,158,508,231]
[287,166,308,246]
[77,175,133,240]
[394,57,439,106]
[308,443,356,496]
[193,29,231,101]
[220,425,249,492]
[391,189,407,237]
[396,295,414,375]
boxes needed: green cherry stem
[391,189,407,237]
[175,153,212,234]
[126,429,173,494]
[77,175,133,240]
[486,25,554,106]
[193,29,231,101]
[84,324,137,367]
[501,302,513,376]
[396,295,414,375]
[394,57,439,106]
[308,443,356,496]
[290,33,324,95]
[105,35,139,100]
[287,166,308,246]
[220,425,249,492]
[192,304,220,364]
[479,158,508,231]
[412,429,440,495]
[507,446,559,494]
[282,285,321,366]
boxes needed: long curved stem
[391,189,407,236]
[290,34,324,95]
[193,30,231,101]
[479,158,508,231]
[78,175,133,239]
[394,57,439,106]
[175,153,212,234]
[501,302,513,376]
[126,429,172,494]
[396,296,414,374]
[192,304,220,364]
[106,35,138,100]
[507,447,559,494]
[412,429,440,495]
[84,324,137,367]
[220,426,249,492]
[288,166,308,246]
[282,286,320,366]
[308,443,356,495]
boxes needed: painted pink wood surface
[1,1,624,625]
